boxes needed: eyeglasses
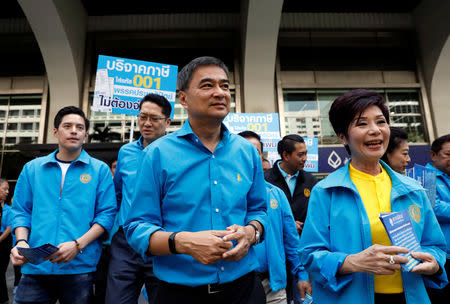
[138,115,167,123]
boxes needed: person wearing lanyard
[106,94,172,304]
[425,134,450,303]
[299,89,447,304]
[10,106,116,304]
[124,56,267,304]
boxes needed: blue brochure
[405,164,437,207]
[17,243,59,265]
[379,210,421,272]
[301,293,313,304]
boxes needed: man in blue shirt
[106,94,172,304]
[239,131,312,304]
[124,56,267,304]
[10,106,116,304]
[426,134,450,304]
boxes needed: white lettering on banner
[328,151,342,169]
[224,114,274,124]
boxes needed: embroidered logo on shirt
[80,174,91,184]
[304,188,311,197]
[237,174,242,181]
[409,204,421,223]
[270,198,278,209]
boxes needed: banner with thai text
[93,55,178,117]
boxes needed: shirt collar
[137,136,145,148]
[42,149,90,166]
[426,163,449,178]
[176,118,230,143]
[277,161,299,179]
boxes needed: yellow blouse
[349,162,403,293]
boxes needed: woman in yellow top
[299,89,447,304]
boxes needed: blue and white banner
[93,55,178,117]
[223,113,318,172]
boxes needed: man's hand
[221,224,254,262]
[298,280,312,302]
[410,251,440,275]
[45,241,79,264]
[339,244,409,275]
[176,230,233,265]
[10,241,29,266]
[295,221,304,235]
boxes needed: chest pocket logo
[304,188,311,197]
[270,198,278,209]
[409,204,421,223]
[237,173,242,182]
[80,174,91,184]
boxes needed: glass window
[21,123,33,131]
[9,110,19,117]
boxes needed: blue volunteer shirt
[277,162,298,196]
[114,137,145,227]
[426,163,450,258]
[12,150,117,275]
[0,203,11,233]
[254,182,308,292]
[124,120,268,287]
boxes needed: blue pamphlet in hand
[379,210,421,272]
[301,293,313,304]
[17,243,59,265]
[405,164,437,207]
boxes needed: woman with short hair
[299,89,447,304]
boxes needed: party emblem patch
[80,173,91,184]
[304,188,311,197]
[409,204,421,223]
[270,198,278,209]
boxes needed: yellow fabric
[349,162,404,293]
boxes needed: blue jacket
[426,163,450,258]
[1,203,11,233]
[299,161,447,304]
[12,150,117,275]
[254,182,308,292]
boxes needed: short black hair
[238,130,263,153]
[139,93,172,118]
[54,106,89,130]
[329,89,389,154]
[381,127,409,165]
[431,134,450,154]
[277,134,305,159]
[178,56,229,91]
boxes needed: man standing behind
[106,93,171,304]
[125,56,267,304]
[426,134,450,303]
[10,106,116,304]
[264,134,316,303]
[238,131,312,304]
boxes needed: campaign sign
[379,210,421,272]
[93,55,178,117]
[405,164,437,207]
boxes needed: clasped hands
[339,244,440,276]
[175,224,255,265]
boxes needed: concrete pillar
[18,0,87,143]
[241,0,283,113]
[414,0,450,137]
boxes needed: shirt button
[195,139,199,142]
[214,181,218,185]
[215,208,219,213]
[212,155,215,158]
[221,267,225,271]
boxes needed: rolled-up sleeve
[124,146,164,260]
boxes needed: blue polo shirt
[254,182,308,292]
[0,203,11,233]
[124,120,268,287]
[114,137,145,228]
[12,149,117,275]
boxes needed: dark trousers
[155,271,266,304]
[92,245,110,304]
[14,273,94,304]
[0,235,12,303]
[427,259,450,304]
[375,293,406,304]
[105,228,158,304]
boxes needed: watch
[246,223,261,245]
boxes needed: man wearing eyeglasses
[106,93,171,304]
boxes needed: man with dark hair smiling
[106,93,172,304]
[10,106,116,304]
[125,56,267,304]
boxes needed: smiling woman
[299,89,447,304]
